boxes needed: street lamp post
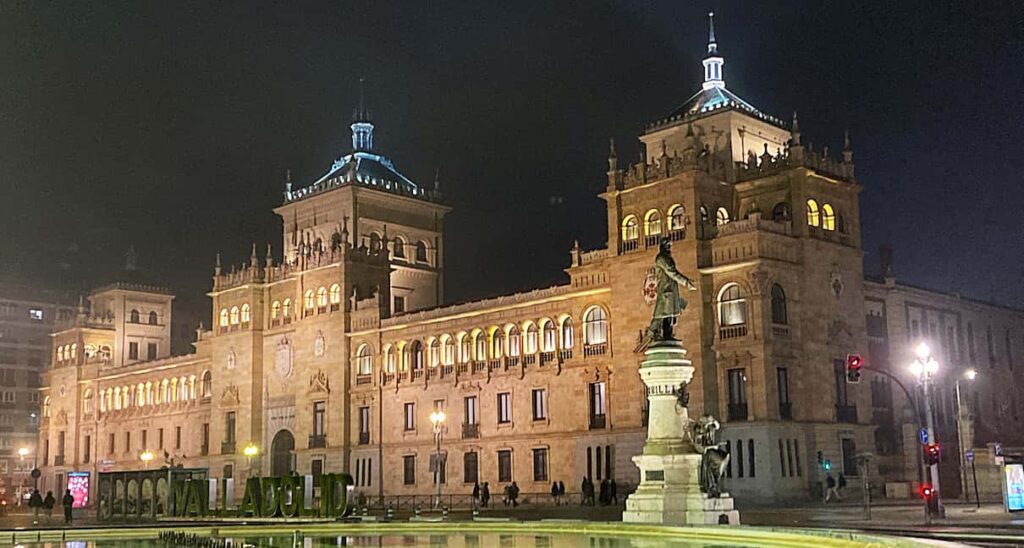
[429,411,446,509]
[910,342,943,518]
[140,450,154,470]
[243,443,259,477]
[19,447,37,491]
[955,368,980,509]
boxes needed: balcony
[836,405,858,424]
[558,349,573,361]
[308,434,327,449]
[619,239,639,253]
[462,423,480,439]
[488,360,502,373]
[589,414,606,430]
[381,372,395,385]
[719,324,748,340]
[356,373,372,386]
[456,363,468,375]
[540,351,555,366]
[330,303,340,312]
[506,356,520,369]
[54,455,65,466]
[523,354,536,366]
[442,364,453,377]
[727,403,748,421]
[779,402,793,420]
[771,324,790,338]
[583,343,607,357]
[412,369,423,380]
[358,431,370,445]
[221,441,236,455]
[472,361,486,374]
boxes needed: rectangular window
[967,322,976,362]
[311,458,324,481]
[175,426,182,449]
[147,343,157,360]
[532,448,549,482]
[225,412,236,443]
[727,369,747,405]
[464,396,478,425]
[125,432,131,454]
[359,406,370,444]
[736,438,744,478]
[108,433,115,455]
[83,435,91,464]
[141,429,147,450]
[497,449,513,482]
[433,399,446,412]
[841,437,858,476]
[463,451,478,483]
[57,430,66,457]
[29,308,43,321]
[531,388,547,421]
[404,402,415,431]
[394,296,405,314]
[158,428,164,449]
[497,392,512,424]
[589,382,607,428]
[312,401,326,437]
[128,342,139,360]
[403,455,416,485]
[201,423,209,454]
[776,367,790,419]
[748,439,756,478]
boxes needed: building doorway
[271,430,295,477]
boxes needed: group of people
[26,488,76,524]
[471,482,491,508]
[549,480,567,504]
[823,473,848,503]
[580,476,618,506]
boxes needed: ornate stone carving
[309,369,330,394]
[55,409,68,426]
[746,268,771,296]
[314,331,326,358]
[221,385,240,406]
[226,349,236,370]
[829,264,844,297]
[275,336,293,378]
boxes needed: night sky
[1,1,1022,326]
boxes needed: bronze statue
[693,413,730,498]
[635,237,697,352]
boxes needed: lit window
[229,306,239,325]
[806,199,820,227]
[560,317,574,349]
[384,346,396,373]
[541,320,556,352]
[282,299,291,318]
[668,204,685,231]
[201,371,212,398]
[304,290,314,310]
[716,207,731,226]
[474,331,486,361]
[822,203,836,231]
[408,341,424,370]
[83,389,93,414]
[329,284,342,305]
[43,396,51,417]
[392,237,405,259]
[240,304,251,323]
[356,344,373,375]
[219,309,228,327]
[583,306,608,345]
[317,287,328,307]
[508,326,521,357]
[771,284,788,325]
[442,336,455,365]
[29,308,43,321]
[428,339,440,367]
[491,329,504,359]
[271,301,281,319]
[644,210,662,236]
[718,284,748,327]
[458,334,471,364]
[621,216,639,241]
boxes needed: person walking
[43,490,55,523]
[580,477,589,506]
[550,481,559,505]
[472,482,480,508]
[61,489,74,524]
[481,482,490,508]
[28,489,42,525]
[599,478,609,505]
[557,480,565,505]
[824,474,841,502]
[838,473,847,497]
[610,479,618,505]
[509,482,520,507]
[501,484,510,507]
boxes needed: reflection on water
[16,532,723,548]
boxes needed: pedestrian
[29,489,42,525]
[599,478,609,505]
[838,473,847,496]
[550,481,559,505]
[585,477,595,506]
[472,482,480,508]
[824,474,840,502]
[43,490,55,522]
[610,479,618,505]
[580,477,589,506]
[62,489,74,524]
[509,481,520,507]
[481,482,490,508]
[557,480,565,505]
[502,484,510,507]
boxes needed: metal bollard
[472,506,480,519]
[386,503,394,520]
[362,505,368,517]
[442,506,449,520]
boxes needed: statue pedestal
[623,340,740,525]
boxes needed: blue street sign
[965,449,975,463]
[918,428,929,445]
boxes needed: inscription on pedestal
[645,470,665,481]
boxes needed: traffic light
[845,353,863,384]
[924,443,941,466]
[919,483,940,514]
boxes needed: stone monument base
[623,453,740,525]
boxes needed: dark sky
[1,1,1023,325]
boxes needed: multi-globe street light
[140,450,154,469]
[429,410,446,509]
[244,443,260,476]
[909,342,943,518]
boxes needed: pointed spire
[250,243,258,267]
[351,77,374,152]
[607,138,618,172]
[285,169,292,192]
[842,130,853,164]
[214,253,222,276]
[124,245,137,271]
[702,12,725,90]
[265,243,273,267]
[790,112,801,146]
[433,168,441,192]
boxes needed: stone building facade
[36,17,1023,506]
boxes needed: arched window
[83,389,93,414]
[43,396,51,417]
[169,378,177,403]
[84,344,97,358]
[114,387,122,410]
[154,381,163,405]
[392,237,406,259]
[718,284,748,327]
[541,320,557,352]
[507,325,521,357]
[384,346,397,373]
[317,287,328,307]
[416,242,428,263]
[621,216,639,242]
[583,306,608,345]
[271,301,281,319]
[668,204,686,231]
[304,290,315,310]
[474,331,487,361]
[161,379,170,404]
[441,336,455,365]
[219,308,229,327]
[122,385,130,408]
[822,203,836,231]
[356,344,373,375]
[644,210,662,236]
[201,370,212,398]
[179,376,189,401]
[229,306,239,325]
[428,338,440,367]
[136,384,145,407]
[130,309,140,323]
[369,232,382,253]
[57,346,64,362]
[148,311,158,325]
[772,202,791,221]
[491,329,504,359]
[329,284,342,305]
[99,390,107,413]
[189,376,197,399]
[458,334,471,364]
[806,199,820,227]
[240,304,251,324]
[716,207,731,226]
[524,323,539,354]
[146,382,154,405]
[70,343,77,358]
[282,299,292,318]
[771,284,788,325]
[560,317,574,349]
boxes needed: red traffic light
[919,483,935,498]
[924,442,941,465]
[845,353,864,384]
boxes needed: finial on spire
[250,243,258,266]
[790,112,801,146]
[707,11,717,54]
[214,253,222,276]
[842,129,853,165]
[607,138,618,171]
[701,11,725,90]
[351,78,375,152]
[265,243,273,267]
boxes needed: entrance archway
[271,429,295,477]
